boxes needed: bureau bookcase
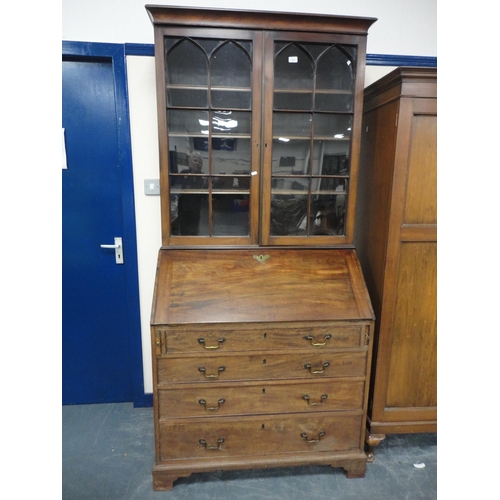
[146,5,376,490]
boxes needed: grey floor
[62,403,437,500]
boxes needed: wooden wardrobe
[355,67,437,457]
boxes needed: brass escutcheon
[253,254,270,263]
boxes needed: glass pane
[316,46,355,91]
[312,141,350,176]
[168,110,209,136]
[274,43,314,90]
[212,194,250,236]
[314,177,348,192]
[166,38,208,87]
[170,176,208,236]
[314,113,352,140]
[213,176,251,191]
[274,91,312,111]
[212,138,251,176]
[272,176,309,193]
[315,92,353,112]
[272,138,310,175]
[167,111,209,174]
[167,88,207,108]
[273,113,312,140]
[210,41,251,88]
[310,194,346,236]
[211,111,251,136]
[270,189,308,236]
[211,89,251,110]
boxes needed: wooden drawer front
[159,413,363,461]
[157,324,366,355]
[159,379,365,419]
[157,351,367,384]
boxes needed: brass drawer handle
[198,366,226,379]
[303,362,330,374]
[199,437,225,450]
[198,337,225,349]
[301,430,326,443]
[302,394,328,406]
[198,398,226,411]
[304,334,332,347]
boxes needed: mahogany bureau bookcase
[145,5,377,490]
[355,67,437,459]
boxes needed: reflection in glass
[314,114,352,139]
[170,192,209,236]
[212,194,250,236]
[169,152,208,235]
[168,110,209,136]
[211,111,251,136]
[310,194,346,235]
[312,142,350,176]
[316,177,348,192]
[212,138,251,175]
[270,194,308,236]
[213,176,250,191]
[272,138,310,175]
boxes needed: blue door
[62,43,145,405]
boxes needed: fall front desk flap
[151,248,374,325]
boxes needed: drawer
[157,351,367,384]
[158,378,365,419]
[154,323,367,355]
[158,413,363,461]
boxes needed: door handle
[100,237,124,264]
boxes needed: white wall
[63,0,436,394]
[63,0,436,56]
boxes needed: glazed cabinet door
[155,25,368,247]
[155,27,263,245]
[261,31,367,245]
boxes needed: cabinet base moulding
[152,451,369,490]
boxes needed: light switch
[144,179,160,195]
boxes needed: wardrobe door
[372,97,437,429]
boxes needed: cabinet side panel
[403,114,437,225]
[355,101,398,314]
[386,241,437,408]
